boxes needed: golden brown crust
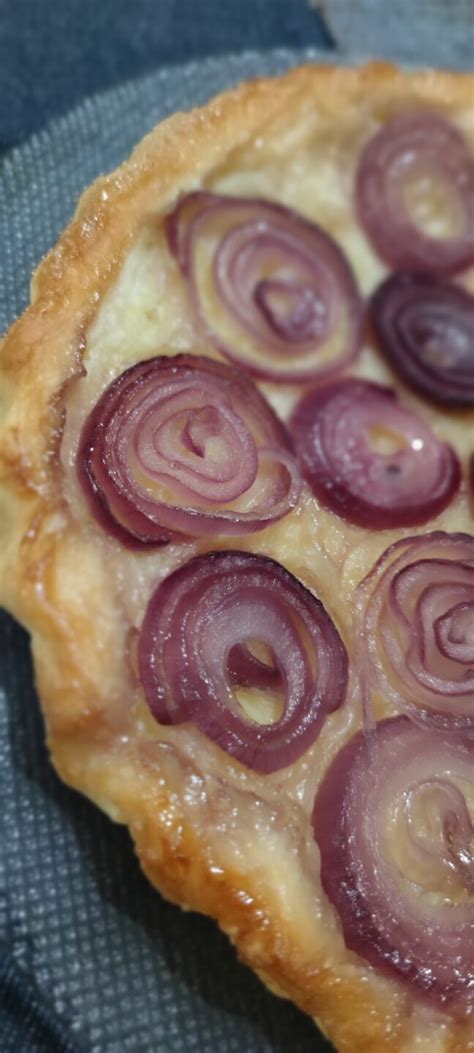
[1,62,473,1053]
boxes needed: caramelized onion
[370,272,474,407]
[138,551,348,773]
[78,354,301,542]
[166,192,363,382]
[290,378,460,529]
[358,532,474,730]
[312,716,474,1005]
[356,112,474,274]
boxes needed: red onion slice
[78,354,301,542]
[166,192,363,383]
[356,112,474,274]
[290,378,461,529]
[370,272,474,408]
[227,641,282,692]
[312,716,474,1006]
[358,532,474,731]
[138,551,348,773]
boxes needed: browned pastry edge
[1,62,473,1053]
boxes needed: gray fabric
[0,0,333,150]
[318,0,474,69]
[0,48,337,1053]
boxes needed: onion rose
[290,378,460,529]
[78,354,301,543]
[312,716,474,1005]
[138,550,348,773]
[166,192,363,383]
[370,272,474,408]
[356,112,474,274]
[357,531,474,731]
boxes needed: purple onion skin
[77,354,301,545]
[356,112,474,276]
[290,378,461,530]
[78,451,172,548]
[358,531,474,732]
[227,643,282,692]
[312,716,474,1007]
[138,550,348,774]
[166,192,364,384]
[370,272,474,409]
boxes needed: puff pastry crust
[1,62,473,1053]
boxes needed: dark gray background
[1,0,471,154]
[0,1,333,151]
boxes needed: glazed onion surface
[167,192,363,382]
[356,112,474,274]
[312,716,474,1005]
[370,272,474,408]
[358,532,474,731]
[138,550,348,773]
[78,354,301,542]
[290,378,460,529]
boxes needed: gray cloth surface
[319,0,474,69]
[0,0,334,150]
[0,48,337,1053]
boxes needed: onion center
[228,637,284,725]
[254,279,328,342]
[367,424,408,457]
[435,601,474,665]
[393,779,474,897]
[400,167,464,240]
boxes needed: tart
[0,62,473,1053]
